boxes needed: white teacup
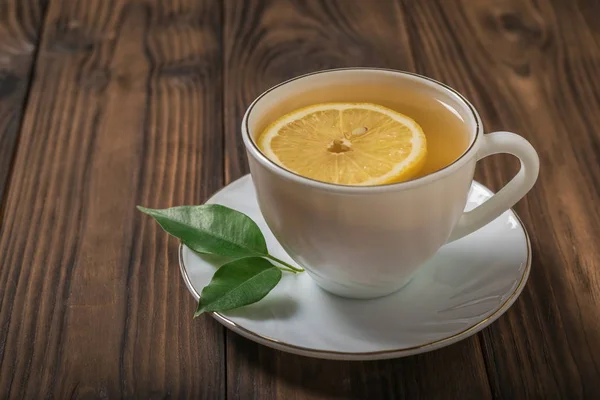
[242,68,539,299]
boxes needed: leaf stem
[275,265,298,274]
[266,254,305,273]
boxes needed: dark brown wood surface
[0,0,46,209]
[1,0,599,398]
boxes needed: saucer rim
[178,176,531,360]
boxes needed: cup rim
[242,68,482,193]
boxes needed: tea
[254,82,470,184]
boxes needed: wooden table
[1,0,599,398]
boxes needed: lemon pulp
[257,103,427,186]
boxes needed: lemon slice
[257,103,427,185]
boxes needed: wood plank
[223,1,492,398]
[401,0,600,397]
[0,0,47,211]
[0,0,225,398]
[470,0,598,397]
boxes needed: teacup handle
[448,131,540,242]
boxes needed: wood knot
[0,71,19,99]
[158,59,209,86]
[47,19,96,53]
[498,13,543,43]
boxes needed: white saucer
[179,175,531,360]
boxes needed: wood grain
[0,0,47,211]
[441,0,600,397]
[1,0,599,398]
[400,0,600,397]
[223,1,491,399]
[0,0,225,398]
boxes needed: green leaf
[194,257,282,316]
[137,204,268,258]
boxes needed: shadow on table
[223,294,299,321]
[226,330,491,398]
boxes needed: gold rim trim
[178,194,532,359]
